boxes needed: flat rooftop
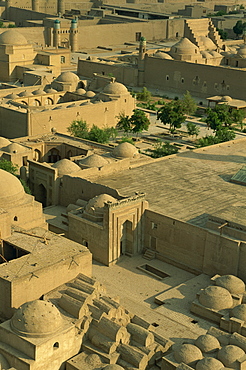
[84,137,246,227]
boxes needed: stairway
[143,249,155,260]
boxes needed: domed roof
[86,194,116,214]
[230,304,246,321]
[210,50,221,57]
[85,90,95,98]
[85,354,102,366]
[173,344,203,365]
[0,170,25,206]
[79,154,108,168]
[11,300,64,337]
[195,334,220,353]
[171,38,199,54]
[32,88,45,95]
[103,82,128,95]
[104,365,124,370]
[52,158,80,176]
[0,136,11,147]
[45,88,57,93]
[19,90,32,97]
[76,88,86,95]
[215,275,245,294]
[56,71,80,83]
[5,92,19,99]
[153,51,173,59]
[0,29,28,45]
[112,142,139,159]
[199,286,233,311]
[196,357,224,370]
[200,36,216,51]
[218,345,245,368]
[220,96,232,103]
[2,142,27,153]
[237,45,246,57]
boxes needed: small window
[53,342,59,349]
[61,56,65,64]
[14,216,18,221]
[166,75,169,81]
[176,32,179,37]
[181,78,184,83]
[236,61,239,67]
[151,222,157,230]
[226,59,229,65]
[226,85,230,91]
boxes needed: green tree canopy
[130,109,150,134]
[157,101,186,134]
[180,91,197,115]
[116,112,132,133]
[147,140,178,158]
[68,120,117,143]
[233,20,246,37]
[205,104,233,131]
[68,119,89,138]
[186,122,200,137]
[136,87,152,101]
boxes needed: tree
[181,91,197,115]
[67,119,89,138]
[217,28,228,40]
[130,109,150,134]
[148,140,178,158]
[116,112,132,134]
[233,20,246,37]
[186,122,200,138]
[157,101,186,134]
[136,87,151,102]
[231,109,245,131]
[205,104,233,131]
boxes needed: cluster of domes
[218,344,245,368]
[173,343,203,366]
[198,275,245,312]
[11,300,64,337]
[52,158,80,177]
[111,142,139,159]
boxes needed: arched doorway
[120,220,133,255]
[36,183,47,207]
[48,148,61,163]
[33,149,42,162]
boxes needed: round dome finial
[11,300,64,338]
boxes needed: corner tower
[53,19,61,48]
[70,18,78,52]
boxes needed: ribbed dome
[103,82,128,95]
[195,334,220,353]
[218,345,245,368]
[199,286,233,311]
[154,51,173,59]
[11,300,64,338]
[173,344,203,365]
[215,275,245,294]
[5,92,19,99]
[0,170,25,207]
[85,91,95,98]
[112,142,139,159]
[32,88,45,95]
[171,38,199,55]
[19,90,32,97]
[0,29,28,45]
[52,158,80,176]
[196,357,224,370]
[79,154,108,168]
[230,304,246,321]
[0,136,11,147]
[56,71,79,83]
[76,88,86,95]
[86,194,116,215]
